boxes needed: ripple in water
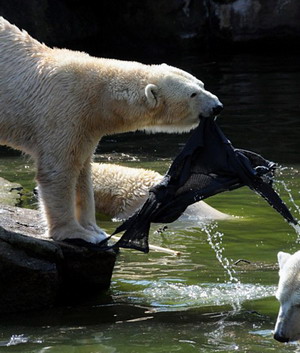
[140,212,275,311]
[143,281,276,310]
[0,334,29,347]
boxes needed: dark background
[1,0,300,162]
[1,0,300,61]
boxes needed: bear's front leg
[75,159,108,240]
[36,161,106,244]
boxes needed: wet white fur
[92,163,230,221]
[0,17,221,243]
[274,250,300,342]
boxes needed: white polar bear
[0,17,222,243]
[274,251,300,342]
[91,163,231,221]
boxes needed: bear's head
[104,62,222,135]
[274,251,300,343]
[142,64,223,133]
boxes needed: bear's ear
[145,84,159,107]
[278,251,291,270]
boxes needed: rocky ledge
[0,181,117,313]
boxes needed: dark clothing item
[110,117,298,253]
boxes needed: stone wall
[0,0,299,58]
[211,0,300,42]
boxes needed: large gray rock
[0,239,59,313]
[0,205,117,313]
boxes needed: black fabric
[109,117,298,253]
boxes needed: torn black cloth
[110,117,298,253]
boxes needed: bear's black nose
[273,332,290,343]
[213,103,223,116]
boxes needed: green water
[0,53,300,352]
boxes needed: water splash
[291,223,300,240]
[201,222,239,284]
[142,281,275,311]
[275,166,300,240]
[0,334,29,347]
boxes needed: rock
[0,240,59,313]
[0,205,117,313]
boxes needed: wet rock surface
[0,202,117,313]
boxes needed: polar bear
[274,251,300,342]
[91,163,231,221]
[0,17,223,243]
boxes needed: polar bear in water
[0,17,222,243]
[91,163,230,221]
[274,251,300,343]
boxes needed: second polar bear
[0,17,222,243]
[91,163,230,221]
[274,251,300,343]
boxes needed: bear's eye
[190,93,197,98]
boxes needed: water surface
[0,53,300,352]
